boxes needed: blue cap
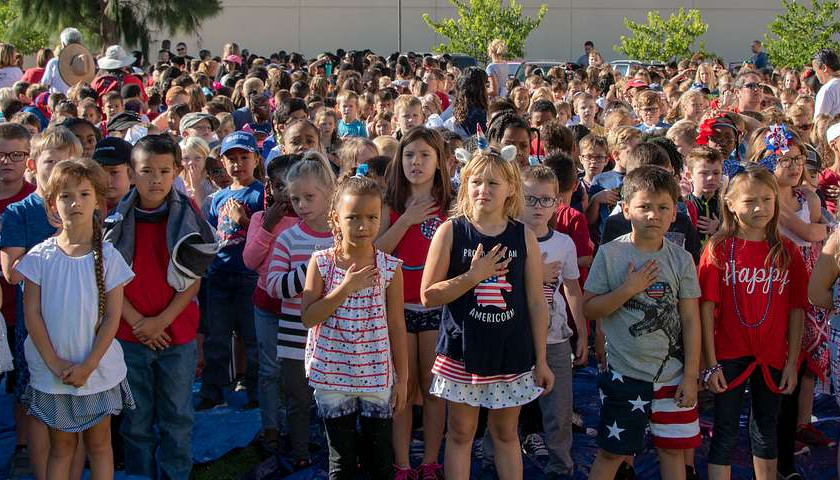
[220,131,258,156]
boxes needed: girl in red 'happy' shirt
[698,164,808,480]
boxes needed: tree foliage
[19,0,222,58]
[423,0,548,64]
[764,0,840,69]
[0,0,49,55]
[613,8,709,62]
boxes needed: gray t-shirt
[485,62,508,97]
[584,233,701,383]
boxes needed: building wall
[169,0,785,64]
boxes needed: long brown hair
[707,164,790,270]
[44,159,109,325]
[385,126,451,213]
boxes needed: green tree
[18,0,222,58]
[614,8,709,62]
[0,0,49,55]
[423,0,548,64]
[764,0,840,69]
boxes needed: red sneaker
[797,423,836,447]
[416,463,444,480]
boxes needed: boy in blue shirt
[587,126,641,242]
[198,131,264,410]
[336,90,367,138]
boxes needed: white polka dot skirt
[430,371,543,409]
[24,377,135,432]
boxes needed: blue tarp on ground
[0,365,838,479]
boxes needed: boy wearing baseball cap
[93,137,133,212]
[198,131,264,410]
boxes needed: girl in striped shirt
[265,151,335,470]
[301,173,408,480]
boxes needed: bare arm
[700,301,718,366]
[679,297,701,380]
[1,247,25,284]
[385,268,408,386]
[808,232,840,309]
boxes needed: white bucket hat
[98,45,134,70]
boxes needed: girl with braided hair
[16,158,135,480]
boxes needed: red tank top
[390,209,446,305]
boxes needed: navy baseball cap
[92,137,133,166]
[220,131,258,156]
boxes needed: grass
[192,445,264,480]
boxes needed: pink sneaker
[416,462,444,480]
[395,466,418,480]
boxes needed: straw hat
[58,43,95,87]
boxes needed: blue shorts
[405,308,442,334]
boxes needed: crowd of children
[1,30,840,480]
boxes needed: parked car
[448,53,478,71]
[513,60,572,82]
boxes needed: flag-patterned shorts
[596,368,701,455]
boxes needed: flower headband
[757,124,794,173]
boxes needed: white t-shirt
[16,238,134,395]
[815,77,840,120]
[42,58,70,94]
[539,230,580,344]
[0,66,22,88]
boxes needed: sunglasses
[741,82,762,91]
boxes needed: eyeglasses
[777,154,806,167]
[581,154,607,162]
[0,151,28,163]
[639,106,659,113]
[208,168,227,177]
[524,195,558,208]
[741,82,761,91]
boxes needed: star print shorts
[596,368,700,455]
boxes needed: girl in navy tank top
[421,147,553,480]
[377,127,452,478]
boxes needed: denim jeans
[254,306,284,431]
[120,340,196,480]
[200,270,259,403]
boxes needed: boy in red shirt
[103,135,217,480]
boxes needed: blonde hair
[372,135,398,159]
[31,125,83,161]
[606,125,642,153]
[451,149,524,222]
[0,43,16,68]
[44,159,109,325]
[488,39,508,59]
[180,136,210,159]
[394,94,422,116]
[285,150,336,194]
[666,120,698,146]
